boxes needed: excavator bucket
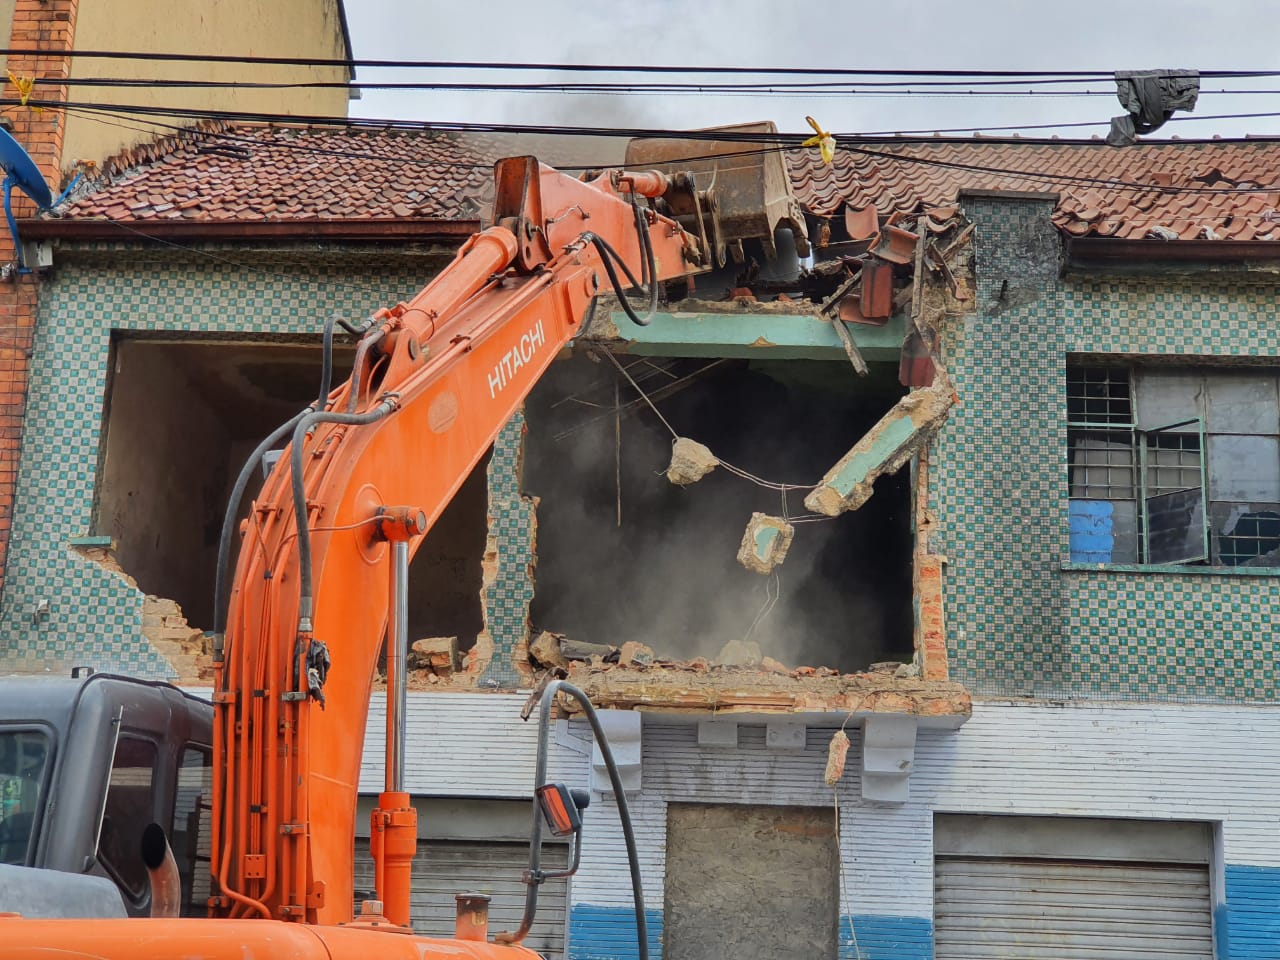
[625,121,810,265]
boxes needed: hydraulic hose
[289,399,397,631]
[499,680,649,960]
[212,409,309,636]
[212,312,351,636]
[583,230,658,327]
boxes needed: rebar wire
[741,572,781,647]
[833,789,865,960]
[600,348,819,494]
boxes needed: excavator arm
[209,157,711,930]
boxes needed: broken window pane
[1211,502,1280,566]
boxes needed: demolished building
[2,124,1279,958]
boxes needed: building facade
[3,122,1279,959]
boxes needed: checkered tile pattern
[0,250,480,678]
[479,413,534,688]
[936,196,1280,702]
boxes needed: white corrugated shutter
[934,815,1212,960]
[935,858,1212,958]
[355,838,568,959]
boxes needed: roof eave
[1066,236,1280,270]
[19,217,481,244]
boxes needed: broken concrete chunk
[804,380,955,517]
[666,437,719,486]
[824,730,850,786]
[562,639,621,664]
[529,631,568,668]
[618,640,655,667]
[760,656,791,675]
[736,512,795,574]
[714,638,762,667]
[408,637,460,674]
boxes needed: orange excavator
[0,154,731,957]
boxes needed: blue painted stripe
[569,905,664,960]
[842,915,933,960]
[567,906,932,960]
[1222,865,1280,959]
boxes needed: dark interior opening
[524,351,914,673]
[95,337,487,642]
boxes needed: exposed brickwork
[914,448,948,683]
[4,0,77,192]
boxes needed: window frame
[0,724,54,866]
[1067,363,1280,569]
[96,733,161,902]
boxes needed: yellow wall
[0,0,16,75]
[62,0,351,170]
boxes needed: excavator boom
[3,155,716,959]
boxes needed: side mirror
[536,783,585,838]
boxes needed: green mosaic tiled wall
[480,412,535,689]
[936,196,1280,701]
[0,249,534,679]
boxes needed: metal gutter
[18,217,481,244]
[1066,237,1280,269]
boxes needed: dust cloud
[523,353,913,673]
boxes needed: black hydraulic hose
[317,312,336,406]
[346,328,388,414]
[290,400,397,630]
[500,680,649,960]
[211,409,309,636]
[213,312,359,636]
[583,232,658,327]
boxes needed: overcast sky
[343,0,1280,144]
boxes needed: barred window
[1067,364,1280,567]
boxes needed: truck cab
[0,672,212,917]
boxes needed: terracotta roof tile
[788,140,1280,240]
[57,124,1280,246]
[61,121,493,223]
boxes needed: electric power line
[46,100,1280,201]
[13,49,1273,80]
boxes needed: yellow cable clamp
[802,115,836,165]
[7,70,41,112]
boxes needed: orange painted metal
[9,157,711,959]
[371,791,418,928]
[0,918,546,960]
[203,157,706,935]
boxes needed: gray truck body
[0,672,212,917]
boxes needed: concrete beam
[592,307,905,361]
[805,377,956,517]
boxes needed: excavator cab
[0,672,212,918]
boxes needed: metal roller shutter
[355,838,569,959]
[935,857,1213,959]
[934,816,1213,960]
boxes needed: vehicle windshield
[0,729,50,864]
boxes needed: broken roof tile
[789,140,1280,241]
